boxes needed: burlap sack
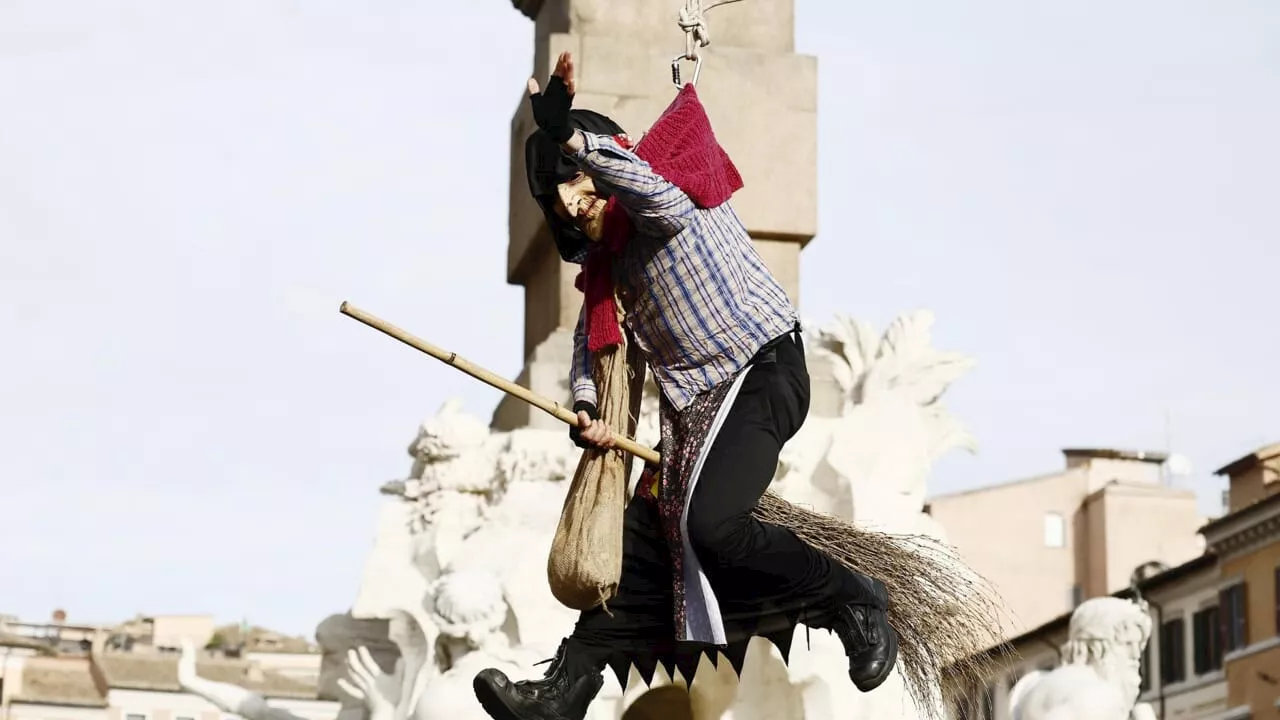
[547,336,646,611]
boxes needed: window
[1274,566,1280,637]
[1220,583,1248,652]
[1158,617,1186,684]
[1192,606,1223,675]
[1146,640,1157,691]
[1044,512,1066,548]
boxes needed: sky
[1,0,1276,639]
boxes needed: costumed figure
[471,52,897,720]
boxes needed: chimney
[1062,448,1168,492]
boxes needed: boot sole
[852,624,899,693]
[473,674,571,720]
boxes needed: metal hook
[671,53,702,88]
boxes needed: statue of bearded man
[1010,596,1154,720]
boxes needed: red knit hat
[634,83,743,209]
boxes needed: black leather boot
[825,577,899,692]
[472,638,604,720]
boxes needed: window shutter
[1274,565,1280,637]
[1221,583,1250,653]
[1240,581,1250,649]
[1209,605,1223,670]
[1218,587,1230,651]
[1192,611,1207,676]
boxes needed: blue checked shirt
[568,132,798,412]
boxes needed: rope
[675,0,744,60]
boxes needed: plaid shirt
[568,133,798,412]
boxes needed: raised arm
[561,129,694,235]
[528,52,695,236]
[177,640,305,720]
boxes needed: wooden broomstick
[338,302,661,466]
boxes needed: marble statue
[310,309,980,720]
[177,639,310,720]
[343,570,539,720]
[1008,597,1155,720]
[778,310,976,539]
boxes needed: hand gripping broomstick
[338,302,661,466]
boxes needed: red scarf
[575,84,744,353]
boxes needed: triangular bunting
[763,627,795,664]
[721,639,750,676]
[607,655,632,691]
[658,655,677,682]
[674,647,704,685]
[633,651,659,686]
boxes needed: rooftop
[9,659,106,708]
[1214,441,1280,477]
[94,652,319,699]
[1198,489,1280,540]
[1061,447,1168,464]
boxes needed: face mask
[554,173,608,242]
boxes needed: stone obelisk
[491,0,822,431]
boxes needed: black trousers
[570,330,877,659]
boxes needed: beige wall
[148,617,214,651]
[1084,484,1205,598]
[8,703,107,720]
[1226,462,1280,514]
[930,454,1205,638]
[1224,641,1280,720]
[242,653,322,683]
[928,469,1089,635]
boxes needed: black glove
[529,75,575,144]
[569,400,599,450]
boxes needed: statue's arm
[177,641,303,720]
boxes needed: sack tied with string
[546,333,646,611]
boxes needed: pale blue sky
[1,0,1276,638]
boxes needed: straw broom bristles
[753,491,1014,716]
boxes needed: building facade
[927,447,1208,638]
[955,441,1280,720]
[0,614,335,720]
[1201,443,1280,720]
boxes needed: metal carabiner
[671,53,702,88]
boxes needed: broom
[339,302,1012,716]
